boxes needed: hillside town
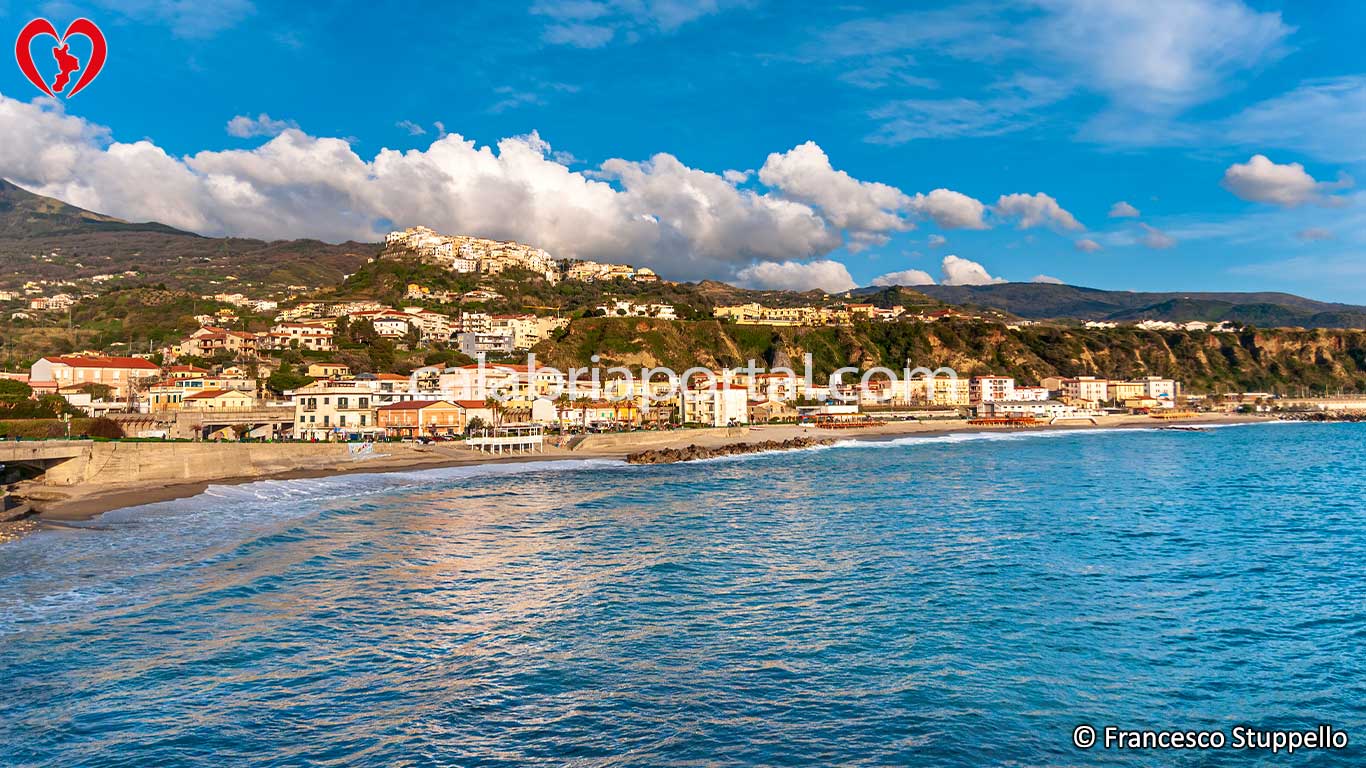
[1,226,1354,448]
[6,348,1195,443]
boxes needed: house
[29,355,162,400]
[376,400,466,438]
[165,365,210,380]
[457,331,517,357]
[179,326,258,358]
[1013,386,1051,401]
[267,322,335,352]
[182,389,257,410]
[749,399,798,423]
[307,363,352,379]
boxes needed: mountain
[899,283,1366,329]
[0,179,376,294]
[0,178,191,238]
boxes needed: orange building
[376,400,467,437]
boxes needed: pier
[465,424,545,454]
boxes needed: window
[338,397,349,409]
[359,397,369,408]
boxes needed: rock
[626,437,833,464]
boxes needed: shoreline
[12,413,1269,526]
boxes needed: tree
[83,417,125,439]
[0,379,33,402]
[69,382,114,400]
[267,362,314,395]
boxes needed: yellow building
[182,389,257,410]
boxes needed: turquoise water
[2,422,1364,766]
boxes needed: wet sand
[14,412,1265,526]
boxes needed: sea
[1,421,1363,767]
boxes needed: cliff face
[534,319,1366,393]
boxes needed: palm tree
[484,395,504,432]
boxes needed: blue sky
[2,1,1366,301]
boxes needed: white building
[596,300,678,320]
[681,384,749,427]
[969,376,1015,404]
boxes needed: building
[487,314,568,350]
[457,331,517,357]
[267,322,335,352]
[596,300,678,320]
[376,400,467,438]
[1137,376,1177,400]
[969,376,1016,404]
[1061,376,1109,405]
[290,381,381,440]
[179,326,259,359]
[1108,380,1146,402]
[556,399,643,430]
[181,389,257,410]
[681,384,749,426]
[165,365,210,381]
[978,400,1098,420]
[29,356,162,400]
[1013,386,1050,401]
[307,363,352,379]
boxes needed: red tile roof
[42,356,160,370]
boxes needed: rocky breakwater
[626,437,834,465]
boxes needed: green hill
[533,317,1366,394]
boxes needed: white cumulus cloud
[908,188,988,229]
[941,254,1006,285]
[1031,274,1065,284]
[736,260,858,292]
[1108,201,1140,218]
[1074,238,1102,253]
[759,141,912,236]
[927,234,947,248]
[993,192,1082,230]
[870,268,936,286]
[0,94,851,281]
[226,113,298,138]
[1220,154,1353,207]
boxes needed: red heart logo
[14,18,106,98]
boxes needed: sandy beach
[5,412,1266,528]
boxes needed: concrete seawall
[33,441,457,487]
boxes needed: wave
[97,458,629,522]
